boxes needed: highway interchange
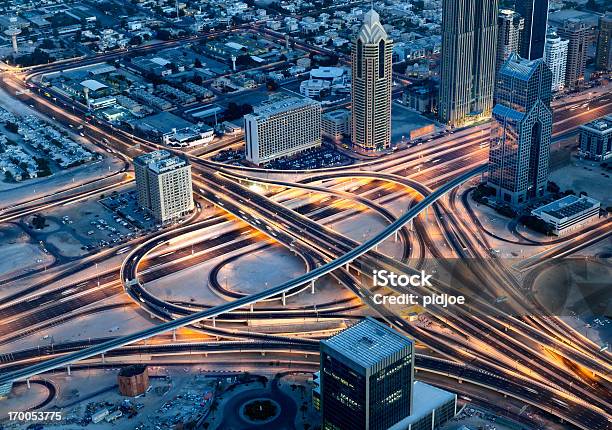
[0,29,611,430]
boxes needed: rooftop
[500,53,543,81]
[321,317,413,370]
[137,112,195,134]
[388,381,456,429]
[250,97,320,119]
[581,116,612,134]
[80,79,108,92]
[533,195,601,221]
[135,150,189,173]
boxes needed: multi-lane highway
[0,32,611,430]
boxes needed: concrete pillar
[67,365,71,376]
[172,329,177,341]
[26,379,30,389]
[101,353,105,364]
[311,280,315,294]
[250,303,254,312]
[282,292,286,306]
[212,317,216,327]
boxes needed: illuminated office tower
[596,13,612,71]
[320,317,414,430]
[439,0,499,127]
[319,317,457,430]
[351,9,393,151]
[557,19,588,90]
[488,54,553,206]
[516,0,549,60]
[497,9,524,72]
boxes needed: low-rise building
[579,116,612,162]
[532,195,601,236]
[118,365,149,397]
[244,97,321,165]
[322,109,350,140]
[300,78,331,98]
[135,112,214,147]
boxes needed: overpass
[0,165,485,386]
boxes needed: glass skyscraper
[516,0,549,60]
[488,53,553,206]
[439,0,499,127]
[320,317,414,430]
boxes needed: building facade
[579,115,612,162]
[134,150,194,223]
[497,10,524,72]
[544,32,569,92]
[244,97,322,165]
[322,109,351,140]
[320,317,414,430]
[557,19,589,90]
[596,13,612,71]
[488,54,553,206]
[351,9,393,151]
[439,0,499,127]
[516,0,549,60]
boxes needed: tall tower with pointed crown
[351,9,393,152]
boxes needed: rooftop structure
[321,317,413,370]
[532,195,601,235]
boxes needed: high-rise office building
[557,19,588,90]
[596,13,612,71]
[497,9,524,72]
[319,317,457,430]
[488,54,553,206]
[351,9,393,151]
[134,150,194,223]
[439,0,499,127]
[320,317,414,430]
[244,97,322,165]
[516,0,549,60]
[544,31,569,92]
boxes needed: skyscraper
[320,317,414,430]
[596,13,612,71]
[497,9,524,72]
[558,19,588,91]
[488,54,553,205]
[516,0,549,60]
[544,31,568,92]
[351,9,393,151]
[439,0,499,127]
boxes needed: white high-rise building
[351,9,393,151]
[134,150,194,223]
[544,31,569,92]
[244,97,322,165]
